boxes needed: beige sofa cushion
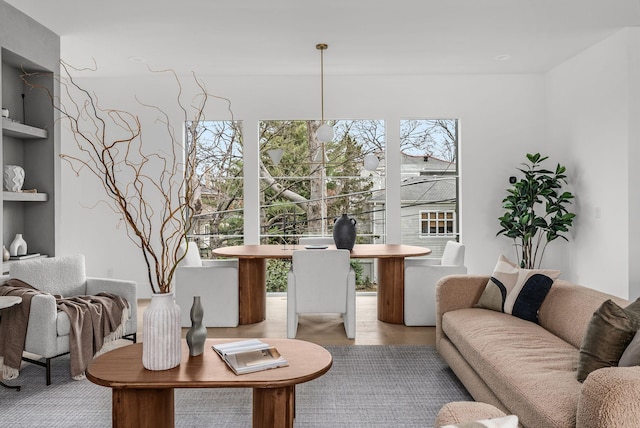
[443,308,581,428]
[537,281,630,349]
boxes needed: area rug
[0,345,472,427]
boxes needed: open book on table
[212,339,288,375]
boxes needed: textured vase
[142,292,182,370]
[9,233,27,257]
[186,296,207,356]
[3,165,25,192]
[332,214,357,250]
[2,245,10,261]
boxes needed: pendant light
[316,43,334,143]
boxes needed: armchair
[8,254,137,384]
[175,243,239,328]
[287,249,355,339]
[404,241,467,326]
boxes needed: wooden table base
[238,258,267,324]
[113,388,174,428]
[377,258,405,324]
[112,386,294,428]
[253,385,295,428]
[213,244,430,325]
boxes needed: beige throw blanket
[0,279,129,380]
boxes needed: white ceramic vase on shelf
[9,233,27,257]
[3,165,25,192]
[142,292,182,370]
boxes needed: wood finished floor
[137,294,435,346]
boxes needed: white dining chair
[175,243,239,327]
[287,249,356,339]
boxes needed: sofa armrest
[24,293,59,357]
[86,277,138,336]
[435,275,489,347]
[577,366,640,428]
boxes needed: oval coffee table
[86,338,332,428]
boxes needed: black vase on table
[332,214,357,250]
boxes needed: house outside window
[420,210,456,236]
[399,119,459,258]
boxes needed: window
[259,119,385,245]
[399,119,459,257]
[420,211,455,236]
[186,120,244,257]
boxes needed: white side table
[0,295,22,391]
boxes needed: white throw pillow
[441,414,519,428]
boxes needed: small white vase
[142,292,182,370]
[3,165,25,192]
[9,233,27,257]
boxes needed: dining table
[211,244,430,325]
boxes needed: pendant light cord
[316,43,328,123]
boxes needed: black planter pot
[332,214,357,250]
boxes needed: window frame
[419,210,457,237]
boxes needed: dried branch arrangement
[23,61,232,294]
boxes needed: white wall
[545,28,640,298]
[60,71,545,298]
[628,27,640,300]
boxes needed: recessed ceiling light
[128,56,146,63]
[494,54,511,61]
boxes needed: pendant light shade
[363,153,379,171]
[267,148,284,166]
[317,123,334,143]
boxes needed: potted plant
[497,153,576,269]
[23,62,231,370]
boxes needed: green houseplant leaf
[497,153,576,269]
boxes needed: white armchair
[175,243,239,328]
[404,241,467,326]
[287,249,355,339]
[8,254,137,385]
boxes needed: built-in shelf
[1,117,48,139]
[2,191,48,202]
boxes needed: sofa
[435,274,640,428]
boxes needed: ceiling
[6,0,640,77]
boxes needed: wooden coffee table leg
[112,388,174,428]
[253,385,295,428]
[377,257,405,324]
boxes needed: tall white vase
[142,292,182,370]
